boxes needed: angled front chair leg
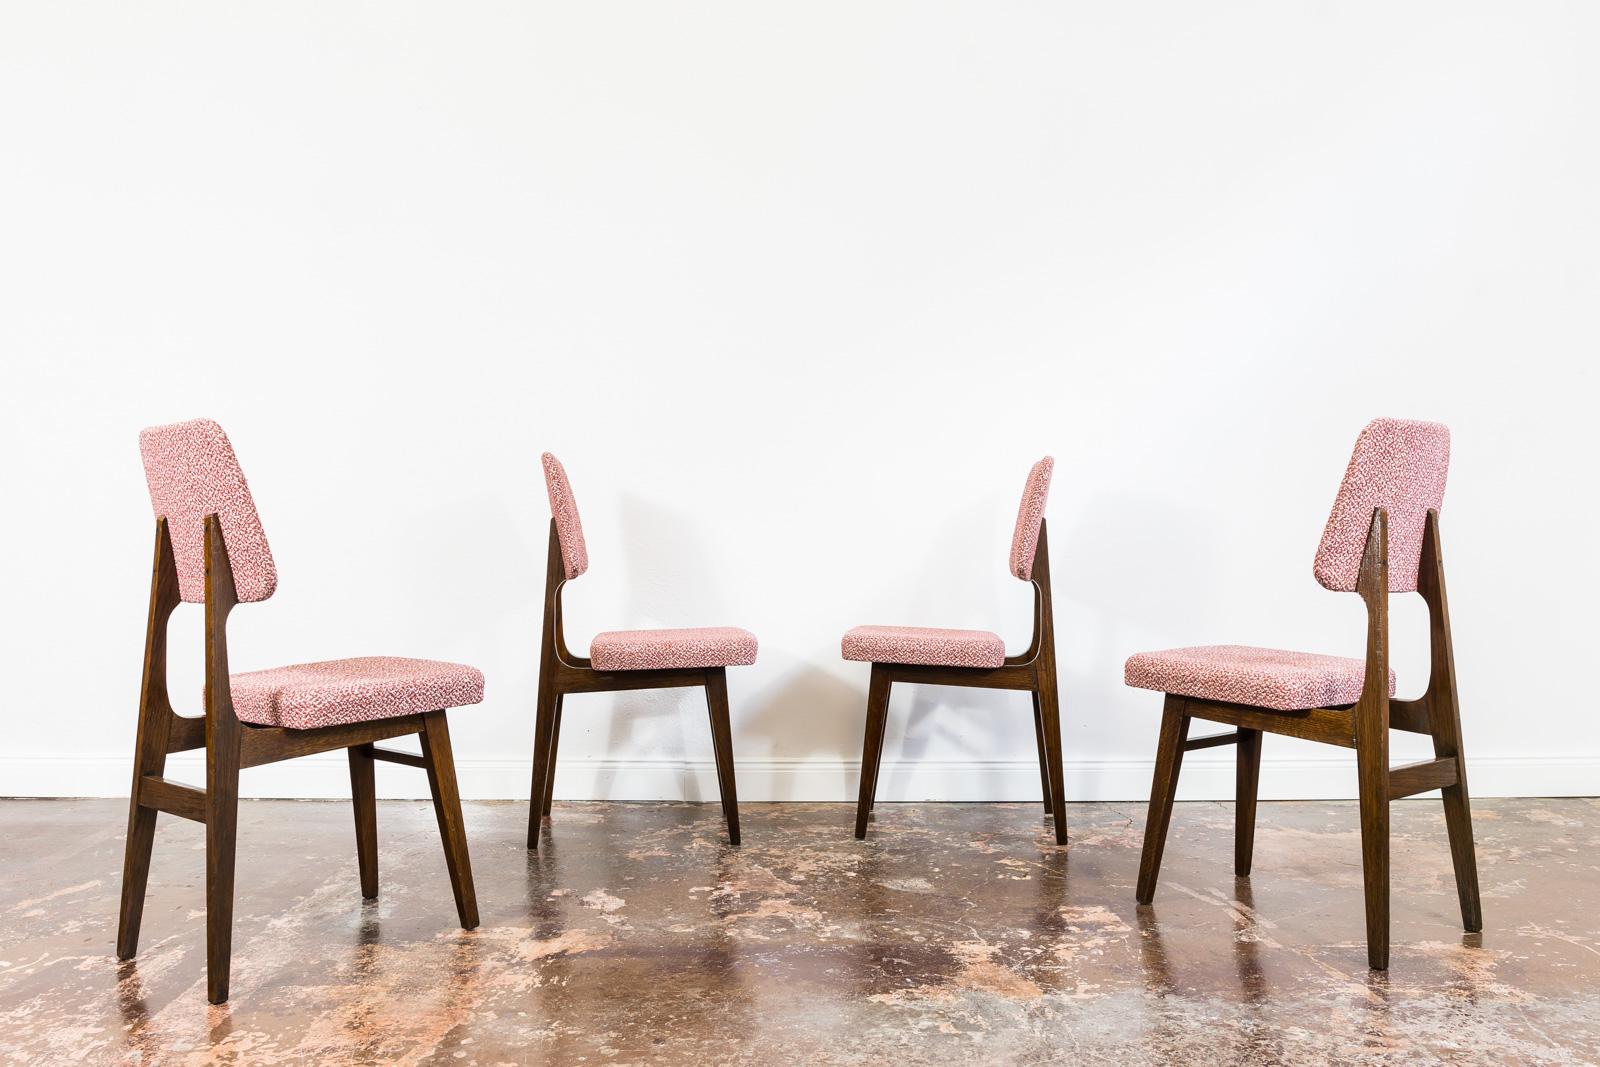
[348,744,379,899]
[541,696,564,818]
[854,666,892,839]
[117,518,181,963]
[1136,697,1190,905]
[704,668,741,846]
[421,709,479,930]
[1234,728,1262,877]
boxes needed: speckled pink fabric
[1010,457,1054,581]
[841,626,1007,669]
[229,656,485,729]
[1124,645,1395,711]
[590,627,758,672]
[542,452,589,580]
[1314,419,1450,593]
[139,419,278,604]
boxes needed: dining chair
[843,457,1065,844]
[117,418,483,1004]
[1124,417,1481,970]
[528,453,756,848]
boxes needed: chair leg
[116,711,171,961]
[870,704,888,815]
[1431,700,1483,932]
[1355,714,1390,970]
[1136,698,1190,905]
[1440,762,1483,933]
[116,803,159,961]
[1235,728,1262,877]
[1036,677,1068,846]
[421,710,479,930]
[541,696,564,818]
[1032,691,1052,814]
[704,669,741,846]
[853,666,892,839]
[205,724,242,1005]
[527,677,558,850]
[348,744,379,899]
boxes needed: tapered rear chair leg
[1037,678,1068,846]
[1136,698,1190,905]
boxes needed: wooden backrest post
[202,514,242,741]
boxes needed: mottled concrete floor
[2,799,1598,1065]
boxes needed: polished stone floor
[1,798,1597,1065]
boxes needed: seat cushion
[230,657,485,730]
[590,627,758,671]
[1124,645,1395,711]
[841,625,1006,669]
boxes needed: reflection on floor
[1,798,1597,1064]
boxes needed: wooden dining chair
[1125,418,1481,970]
[117,419,483,1004]
[527,453,756,849]
[843,457,1066,845]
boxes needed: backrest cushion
[541,452,589,580]
[1314,418,1450,593]
[139,418,277,603]
[1010,456,1054,581]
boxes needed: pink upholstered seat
[842,625,1006,669]
[1125,645,1395,712]
[229,657,486,730]
[590,627,758,672]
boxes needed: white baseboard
[1,754,1595,802]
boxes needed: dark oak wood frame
[115,515,480,1004]
[527,520,741,849]
[853,519,1067,845]
[1134,508,1482,969]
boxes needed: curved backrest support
[1010,456,1054,581]
[1315,418,1450,593]
[138,418,277,604]
[541,452,589,580]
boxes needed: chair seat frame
[115,515,479,1004]
[527,520,741,849]
[1134,507,1482,969]
[852,519,1067,845]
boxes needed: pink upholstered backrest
[1314,418,1450,593]
[541,452,589,580]
[1010,456,1054,580]
[139,419,278,604]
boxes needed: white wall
[2,1,1596,802]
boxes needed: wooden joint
[1183,731,1240,751]
[1388,757,1459,799]
[138,776,206,822]
[370,746,426,769]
